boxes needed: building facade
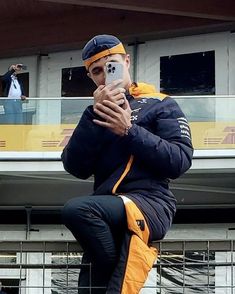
[0,1,235,292]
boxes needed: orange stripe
[124,200,149,243]
[84,43,126,69]
[121,235,157,294]
[112,155,134,194]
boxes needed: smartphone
[17,64,27,70]
[105,62,123,86]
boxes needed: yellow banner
[0,122,234,151]
[0,125,74,151]
[190,122,235,149]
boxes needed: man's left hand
[93,98,132,136]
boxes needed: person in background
[1,64,27,124]
[62,34,193,294]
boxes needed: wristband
[124,125,132,136]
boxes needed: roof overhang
[0,0,235,58]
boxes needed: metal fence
[0,240,234,293]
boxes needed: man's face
[14,68,21,75]
[88,54,131,89]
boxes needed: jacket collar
[128,82,167,99]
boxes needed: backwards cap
[82,34,126,69]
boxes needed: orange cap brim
[84,43,126,69]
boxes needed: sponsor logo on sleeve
[177,117,191,140]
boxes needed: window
[160,51,215,96]
[61,66,96,124]
[160,51,216,121]
[61,66,96,97]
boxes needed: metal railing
[0,240,234,293]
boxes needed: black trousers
[62,195,127,294]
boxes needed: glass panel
[0,96,234,153]
[160,51,216,124]
[175,96,215,122]
[61,99,92,124]
[61,66,96,124]
[61,66,96,97]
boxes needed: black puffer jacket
[62,83,193,240]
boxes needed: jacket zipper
[112,155,134,194]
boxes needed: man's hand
[93,79,126,110]
[9,64,23,73]
[21,95,27,101]
[93,98,132,136]
[9,65,17,71]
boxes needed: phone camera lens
[112,66,115,72]
[108,69,112,73]
[108,64,112,68]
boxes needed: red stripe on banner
[42,140,60,147]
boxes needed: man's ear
[125,54,130,69]
[87,72,91,79]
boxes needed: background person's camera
[17,64,27,70]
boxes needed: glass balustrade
[0,96,234,156]
[175,95,235,156]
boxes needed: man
[1,64,26,124]
[62,34,193,294]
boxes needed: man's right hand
[9,64,23,72]
[9,65,16,71]
[93,79,126,110]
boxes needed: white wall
[137,32,235,122]
[0,32,234,124]
[137,32,230,95]
[35,45,133,124]
[229,33,235,95]
[38,45,133,98]
[1,33,233,98]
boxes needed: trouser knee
[62,197,88,227]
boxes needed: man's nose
[102,73,106,85]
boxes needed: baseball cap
[82,34,126,69]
